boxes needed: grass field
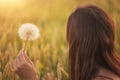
[0,0,120,80]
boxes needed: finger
[13,50,25,73]
[17,53,23,65]
[17,49,23,57]
[19,51,27,64]
[16,57,20,67]
[23,52,33,65]
[16,50,24,64]
[21,48,27,55]
[13,59,19,73]
[18,50,33,66]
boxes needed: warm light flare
[0,0,26,7]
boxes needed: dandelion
[18,23,40,51]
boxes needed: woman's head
[67,5,120,80]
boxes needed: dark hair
[67,5,120,80]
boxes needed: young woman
[13,5,120,80]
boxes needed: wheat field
[0,0,120,80]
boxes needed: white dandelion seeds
[18,23,40,40]
[18,23,40,51]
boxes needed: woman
[13,5,120,80]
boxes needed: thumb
[17,49,24,57]
[23,52,33,65]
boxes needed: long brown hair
[67,5,120,80]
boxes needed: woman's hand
[13,50,38,80]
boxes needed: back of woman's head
[67,5,120,80]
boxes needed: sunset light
[0,0,120,80]
[0,0,26,7]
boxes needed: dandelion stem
[23,37,28,52]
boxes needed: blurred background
[0,0,120,80]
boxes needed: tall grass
[0,0,120,80]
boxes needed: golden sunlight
[0,0,26,7]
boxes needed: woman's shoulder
[93,66,120,80]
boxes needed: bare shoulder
[94,66,120,80]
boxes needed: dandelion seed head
[18,23,40,40]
